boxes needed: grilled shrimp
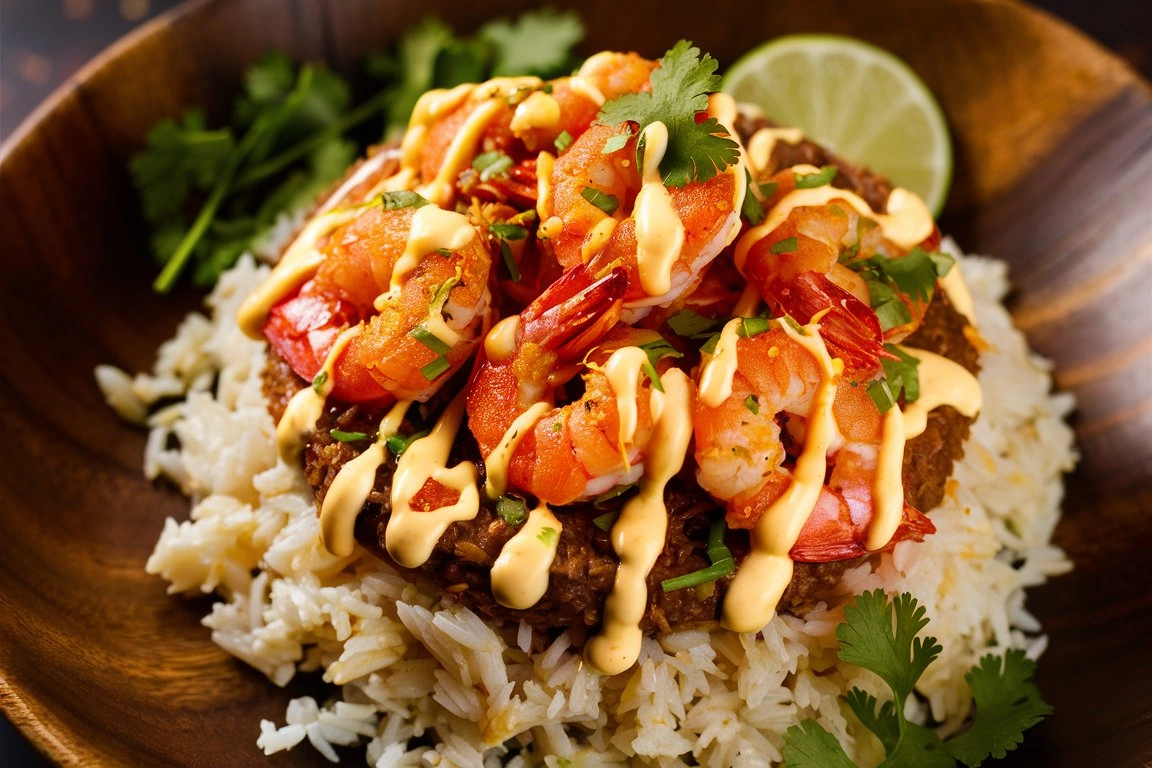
[692,321,934,560]
[262,203,493,404]
[466,264,679,505]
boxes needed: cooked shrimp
[467,265,678,505]
[262,203,492,404]
[413,77,603,209]
[692,321,934,559]
[737,168,943,372]
[544,120,741,315]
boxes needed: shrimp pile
[241,41,979,663]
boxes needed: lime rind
[722,34,952,216]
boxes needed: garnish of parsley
[597,39,740,187]
[783,589,1052,767]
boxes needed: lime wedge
[722,34,952,215]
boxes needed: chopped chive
[667,309,720,338]
[744,395,760,415]
[592,511,619,531]
[490,222,528,240]
[795,164,837,189]
[385,429,429,457]
[410,326,451,355]
[330,429,373,442]
[700,331,722,355]
[554,130,573,153]
[758,180,778,198]
[867,379,896,412]
[473,151,513,181]
[738,316,771,338]
[379,190,430,210]
[537,526,558,546]
[496,495,529,526]
[311,370,329,394]
[770,236,798,255]
[592,484,634,509]
[662,518,735,592]
[581,187,619,215]
[500,240,521,282]
[741,170,766,226]
[435,247,452,256]
[420,356,451,381]
[601,127,633,155]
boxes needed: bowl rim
[1,0,1149,764]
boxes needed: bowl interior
[1,0,1150,765]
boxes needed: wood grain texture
[1,0,1149,765]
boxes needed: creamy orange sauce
[386,391,481,568]
[319,400,412,557]
[483,402,551,501]
[585,368,693,674]
[275,326,362,463]
[697,318,744,408]
[899,346,983,438]
[633,121,686,296]
[721,321,841,633]
[490,503,563,609]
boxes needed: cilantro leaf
[782,720,857,768]
[666,309,721,338]
[129,110,234,222]
[838,590,942,705]
[944,650,1053,766]
[479,9,584,77]
[741,169,766,225]
[843,688,901,754]
[597,40,739,187]
[879,722,954,768]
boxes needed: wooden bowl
[1,0,1149,765]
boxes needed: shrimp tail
[523,264,628,358]
[777,271,889,376]
[789,492,937,562]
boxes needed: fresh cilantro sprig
[848,247,955,333]
[597,40,740,187]
[782,590,1052,768]
[132,10,584,292]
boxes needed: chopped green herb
[781,315,806,335]
[311,370,329,394]
[758,180,778,198]
[379,190,431,210]
[478,8,584,77]
[410,325,452,355]
[867,377,896,412]
[880,344,921,404]
[592,511,619,530]
[783,590,1051,768]
[420,356,451,381]
[435,247,452,256]
[473,150,513,181]
[496,495,529,526]
[662,517,734,592]
[794,164,837,189]
[427,273,460,318]
[636,338,683,393]
[700,331,722,356]
[602,127,634,154]
[738,316,771,338]
[770,236,798,255]
[500,240,521,282]
[667,309,721,339]
[489,222,529,240]
[852,247,954,332]
[597,40,739,187]
[581,186,620,215]
[741,170,766,226]
[537,526,558,546]
[554,130,573,153]
[744,394,760,415]
[330,429,373,442]
[385,429,429,456]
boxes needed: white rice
[109,243,1076,767]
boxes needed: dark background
[1,0,1149,765]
